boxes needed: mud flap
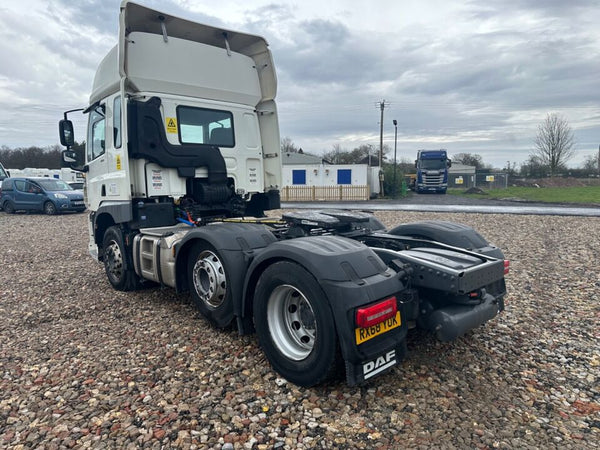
[345,340,407,386]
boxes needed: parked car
[0,177,85,215]
[67,181,84,191]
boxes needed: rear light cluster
[504,260,510,275]
[356,297,397,328]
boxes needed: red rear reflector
[356,297,397,329]
[504,260,510,275]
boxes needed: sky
[0,0,599,169]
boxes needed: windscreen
[37,179,72,191]
[420,159,447,170]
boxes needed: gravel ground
[0,210,598,449]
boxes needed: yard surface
[0,210,598,449]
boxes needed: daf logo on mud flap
[363,350,396,380]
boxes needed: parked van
[1,177,85,215]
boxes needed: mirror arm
[63,108,85,121]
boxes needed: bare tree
[582,154,599,172]
[532,113,575,175]
[323,144,388,165]
[452,152,486,169]
[281,136,299,153]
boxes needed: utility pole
[393,119,398,196]
[377,100,388,198]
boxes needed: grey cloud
[47,0,120,37]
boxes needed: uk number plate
[355,312,401,345]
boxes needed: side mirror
[447,159,452,168]
[59,120,75,147]
[414,160,418,168]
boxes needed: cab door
[85,105,108,210]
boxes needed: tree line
[0,143,85,170]
[0,145,63,169]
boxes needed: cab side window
[113,96,122,149]
[87,107,106,162]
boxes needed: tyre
[253,261,340,387]
[102,226,140,291]
[44,201,57,215]
[3,201,15,214]
[187,242,233,328]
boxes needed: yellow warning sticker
[116,154,121,170]
[166,117,178,134]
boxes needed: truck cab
[60,1,281,258]
[415,149,451,194]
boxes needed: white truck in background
[59,1,508,387]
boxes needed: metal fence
[448,173,508,189]
[281,185,370,201]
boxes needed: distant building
[448,163,476,188]
[281,152,378,200]
[449,163,476,174]
[281,152,327,165]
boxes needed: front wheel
[3,201,15,214]
[253,261,340,387]
[44,201,57,215]
[102,226,140,291]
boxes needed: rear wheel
[44,201,57,215]
[3,201,15,214]
[187,242,233,328]
[253,261,340,387]
[102,226,140,291]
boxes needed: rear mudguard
[243,235,410,385]
[388,220,504,259]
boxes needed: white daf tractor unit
[59,1,508,387]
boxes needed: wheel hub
[105,240,123,281]
[192,250,226,308]
[267,285,316,361]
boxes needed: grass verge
[447,186,600,204]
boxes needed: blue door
[292,170,306,185]
[337,169,351,185]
